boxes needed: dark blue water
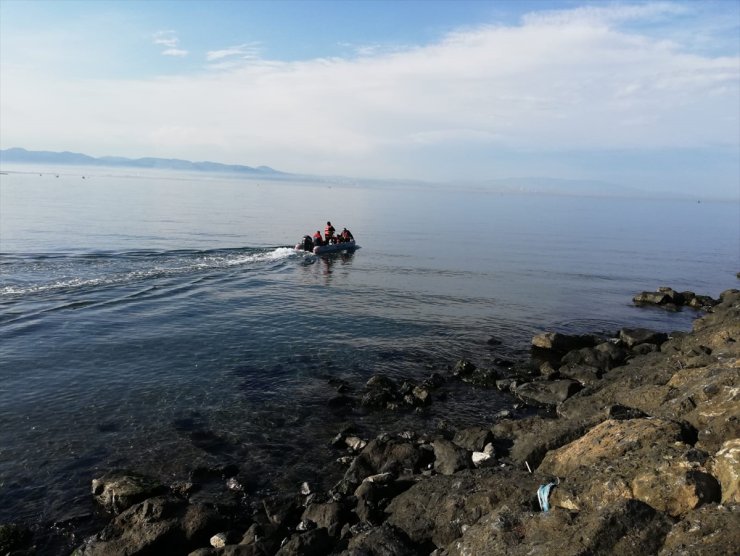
[1,168,738,527]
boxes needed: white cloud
[162,48,189,57]
[2,3,738,185]
[153,30,188,57]
[206,43,261,62]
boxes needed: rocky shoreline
[2,287,738,555]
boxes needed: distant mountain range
[0,147,285,176]
[2,147,657,198]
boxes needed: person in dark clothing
[340,228,354,241]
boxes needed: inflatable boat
[295,240,357,255]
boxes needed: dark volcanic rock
[659,503,740,555]
[335,435,425,495]
[447,499,672,556]
[560,342,627,372]
[432,439,472,475]
[452,427,494,452]
[619,327,668,348]
[274,528,332,556]
[74,496,224,555]
[531,332,598,355]
[301,502,348,537]
[514,379,582,407]
[451,359,476,377]
[386,468,538,549]
[343,522,417,556]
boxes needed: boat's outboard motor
[302,235,314,251]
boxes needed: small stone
[345,436,367,452]
[210,532,229,548]
[225,477,244,491]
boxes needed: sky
[1,0,738,198]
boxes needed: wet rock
[411,385,431,405]
[432,439,472,475]
[335,436,424,495]
[709,438,740,504]
[262,494,300,528]
[460,367,499,387]
[633,291,672,306]
[274,528,332,556]
[659,503,740,555]
[618,327,668,348]
[452,359,476,377]
[561,342,627,371]
[345,436,368,452]
[514,379,582,407]
[422,372,446,389]
[366,374,396,390]
[531,332,598,355]
[74,496,224,556]
[91,472,167,515]
[301,502,348,537]
[452,427,494,452]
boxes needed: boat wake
[0,246,298,298]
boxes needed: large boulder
[335,435,425,495]
[447,499,672,556]
[73,496,224,556]
[709,438,740,504]
[385,468,538,548]
[515,379,582,407]
[531,333,598,355]
[618,328,668,348]
[343,523,417,556]
[659,504,740,555]
[539,419,720,516]
[432,439,472,475]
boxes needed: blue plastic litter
[537,482,557,512]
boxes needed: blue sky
[1,0,738,198]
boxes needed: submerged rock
[91,472,167,515]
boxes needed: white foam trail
[0,247,299,297]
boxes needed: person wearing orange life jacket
[312,230,324,247]
[324,221,336,243]
[340,228,354,242]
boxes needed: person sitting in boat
[313,230,324,247]
[341,228,354,242]
[301,235,313,251]
[324,221,335,243]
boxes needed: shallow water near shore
[1,168,738,533]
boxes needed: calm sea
[1,167,738,532]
